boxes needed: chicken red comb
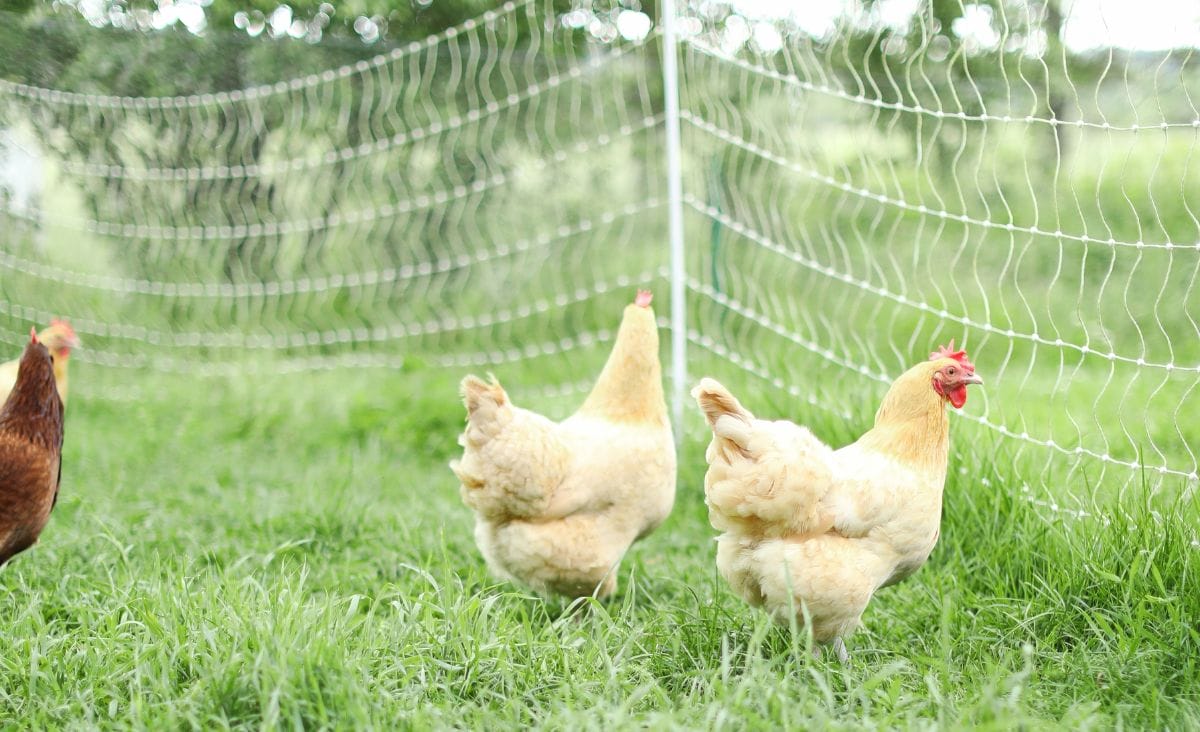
[635,289,653,308]
[29,327,38,345]
[930,339,974,371]
[49,318,76,339]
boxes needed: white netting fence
[676,2,1199,532]
[1,0,1197,537]
[1,0,668,403]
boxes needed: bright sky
[740,0,1200,53]
[1061,0,1200,51]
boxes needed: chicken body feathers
[694,378,835,539]
[453,382,675,597]
[0,340,65,568]
[0,441,60,566]
[452,376,570,521]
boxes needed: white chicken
[451,290,676,598]
[694,343,983,660]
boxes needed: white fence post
[661,0,687,445]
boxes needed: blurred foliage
[837,0,1086,157]
[1,0,586,94]
[0,0,663,303]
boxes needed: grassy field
[0,361,1195,729]
[5,7,1200,728]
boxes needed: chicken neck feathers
[576,304,666,425]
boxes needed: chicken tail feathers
[462,373,506,414]
[692,377,835,537]
[693,378,756,455]
[460,374,512,445]
[693,378,753,427]
[452,377,569,520]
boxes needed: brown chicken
[0,329,66,568]
[694,342,982,661]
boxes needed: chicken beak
[962,373,984,386]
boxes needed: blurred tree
[830,0,1087,160]
[0,0,652,287]
[1,0,569,94]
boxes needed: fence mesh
[677,3,1200,524]
[1,0,1197,538]
[1,0,668,407]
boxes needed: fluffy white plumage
[694,350,981,657]
[452,294,676,598]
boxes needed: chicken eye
[946,367,956,376]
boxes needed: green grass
[0,363,1196,729]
